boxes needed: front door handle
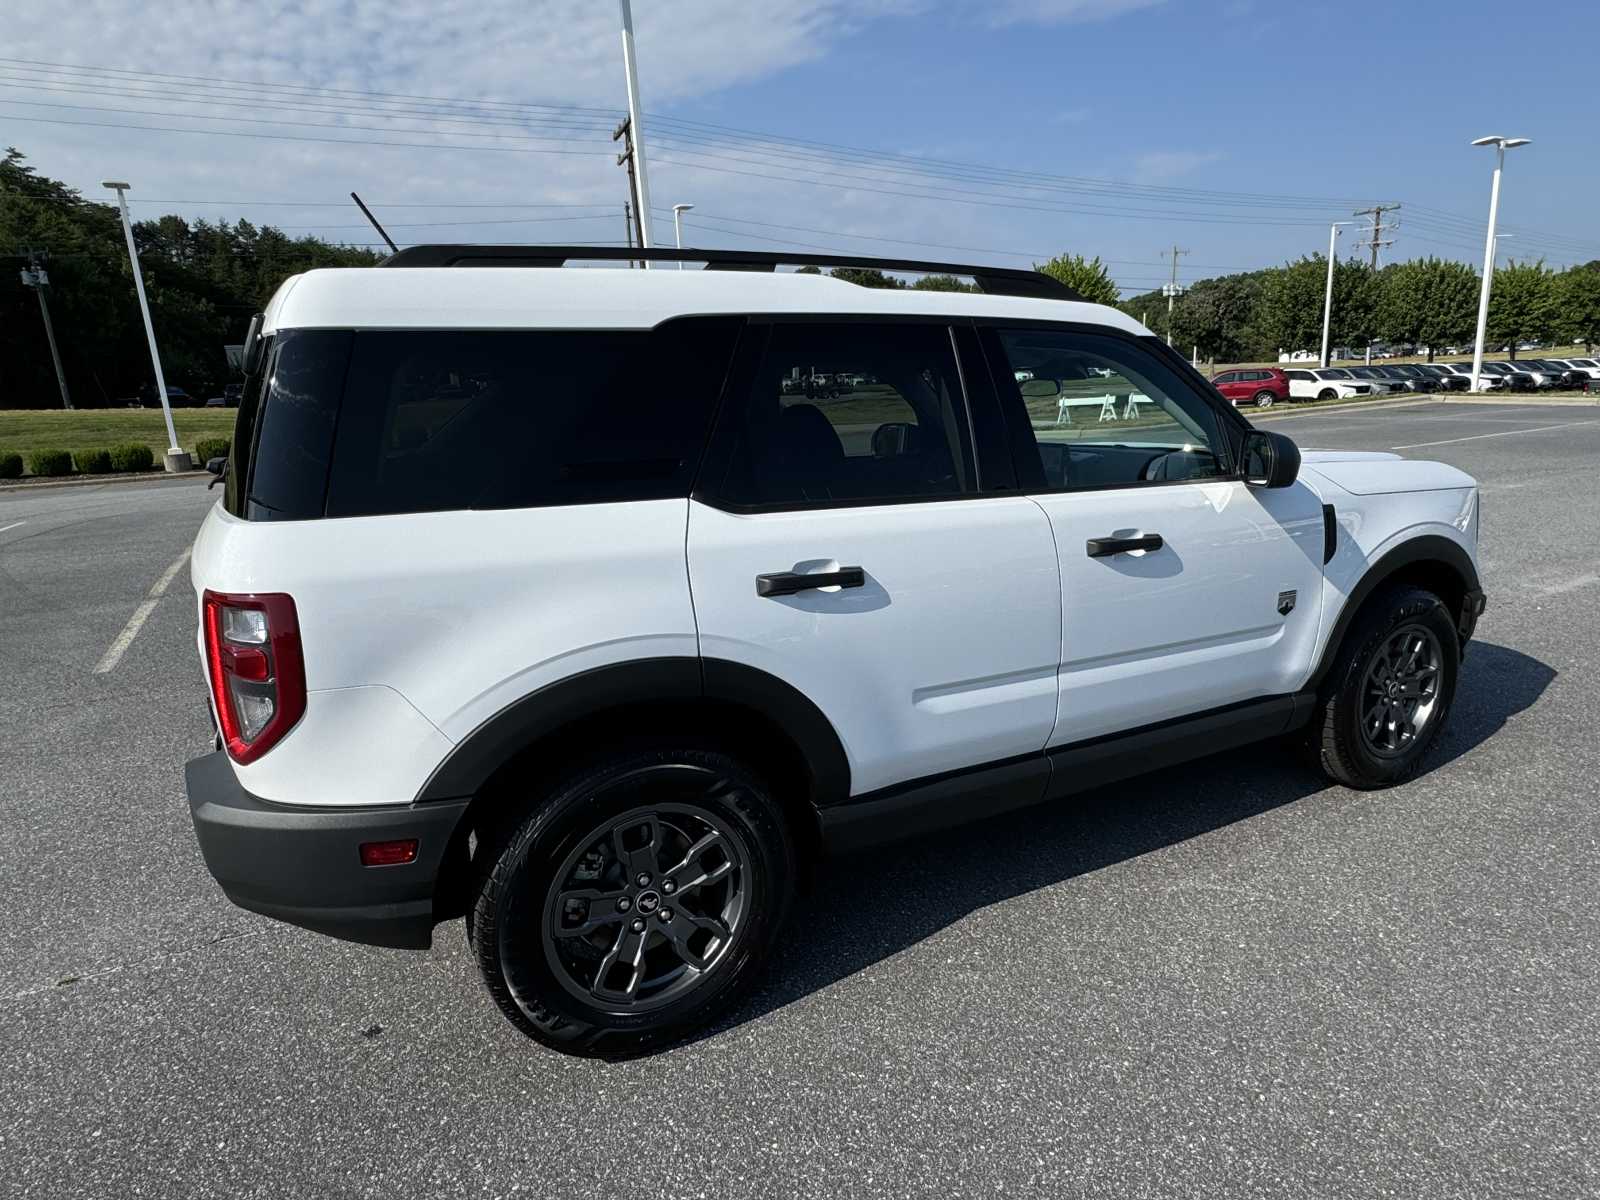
[1085,534,1163,558]
[756,566,865,597]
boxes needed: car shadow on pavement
[703,640,1554,1043]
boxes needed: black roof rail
[378,245,1082,302]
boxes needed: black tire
[1317,388,1338,402]
[1253,389,1276,408]
[1307,585,1460,789]
[469,746,796,1057]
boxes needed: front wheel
[1253,389,1276,408]
[469,748,796,1056]
[1307,585,1460,789]
[1317,388,1338,402]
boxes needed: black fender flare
[414,657,851,807]
[1308,534,1482,692]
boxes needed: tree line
[6,146,1600,408]
[2,149,380,408]
[1118,253,1600,364]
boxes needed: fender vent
[1322,504,1337,564]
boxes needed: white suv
[186,247,1486,1056]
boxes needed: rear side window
[701,321,975,508]
[318,318,738,517]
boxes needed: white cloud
[1130,150,1224,182]
[979,0,1166,26]
[0,0,1248,298]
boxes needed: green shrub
[75,448,114,474]
[193,437,231,463]
[27,449,74,477]
[108,442,156,472]
[0,452,21,480]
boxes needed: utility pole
[617,1,654,259]
[1352,203,1401,268]
[614,117,645,267]
[623,201,636,269]
[1160,245,1189,346]
[18,249,72,409]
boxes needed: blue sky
[6,0,1597,295]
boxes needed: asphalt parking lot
[3,399,1598,1199]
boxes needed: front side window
[992,327,1229,491]
[703,322,975,507]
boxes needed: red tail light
[202,591,306,764]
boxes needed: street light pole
[104,181,189,471]
[1320,222,1354,369]
[1469,136,1530,393]
[672,203,693,267]
[618,1,654,262]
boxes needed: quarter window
[992,328,1229,490]
[324,319,739,517]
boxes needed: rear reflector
[360,840,419,867]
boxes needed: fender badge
[1277,590,1297,616]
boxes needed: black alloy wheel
[1307,584,1460,789]
[470,748,795,1056]
[1357,624,1444,758]
[541,804,750,1011]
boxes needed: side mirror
[205,456,228,489]
[871,422,919,458]
[1242,430,1300,488]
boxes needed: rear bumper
[185,751,468,950]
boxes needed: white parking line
[1391,419,1599,450]
[0,520,26,534]
[93,548,192,675]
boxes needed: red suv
[1211,367,1289,408]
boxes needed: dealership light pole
[618,1,655,262]
[1468,136,1530,393]
[104,181,190,472]
[672,203,693,267]
[1320,222,1354,369]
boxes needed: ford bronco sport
[186,246,1485,1055]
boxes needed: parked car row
[1213,357,1599,406]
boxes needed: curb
[0,470,210,495]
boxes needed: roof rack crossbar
[378,245,1082,302]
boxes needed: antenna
[350,192,399,255]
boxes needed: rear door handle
[756,566,865,597]
[1085,534,1163,558]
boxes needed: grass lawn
[0,408,238,469]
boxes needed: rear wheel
[469,747,796,1056]
[1253,389,1276,408]
[1308,585,1459,789]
